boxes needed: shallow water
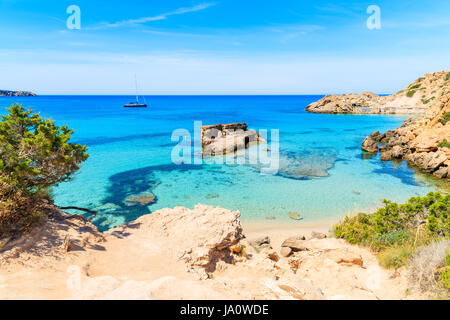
[1,95,445,231]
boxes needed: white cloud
[87,3,216,30]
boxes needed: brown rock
[267,251,280,262]
[370,131,382,141]
[230,245,242,254]
[249,236,270,248]
[310,231,327,239]
[327,249,363,267]
[361,136,378,153]
[281,237,308,252]
[391,145,405,159]
[433,166,449,178]
[280,247,292,257]
[424,151,447,171]
[380,151,393,161]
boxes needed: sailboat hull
[124,104,147,108]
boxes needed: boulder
[370,131,382,141]
[119,204,244,277]
[361,136,378,153]
[433,166,449,179]
[281,237,308,252]
[380,151,393,161]
[391,145,405,159]
[280,247,292,257]
[310,231,327,240]
[249,236,271,248]
[422,151,447,172]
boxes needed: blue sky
[0,0,449,94]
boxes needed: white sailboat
[124,75,147,108]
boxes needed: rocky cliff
[359,72,450,179]
[0,90,36,97]
[306,71,450,115]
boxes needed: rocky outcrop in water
[0,90,36,97]
[306,70,450,180]
[201,123,265,155]
[306,71,450,115]
[360,73,450,179]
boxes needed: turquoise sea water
[0,95,446,231]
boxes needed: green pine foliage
[0,104,89,236]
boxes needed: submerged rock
[288,211,303,220]
[124,193,156,206]
[275,150,338,180]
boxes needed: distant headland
[0,90,36,97]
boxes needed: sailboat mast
[134,74,139,104]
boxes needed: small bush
[446,72,450,81]
[422,96,435,104]
[334,193,449,268]
[440,112,450,125]
[438,139,450,149]
[378,245,414,269]
[410,84,421,90]
[406,90,416,97]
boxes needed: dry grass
[408,240,450,294]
